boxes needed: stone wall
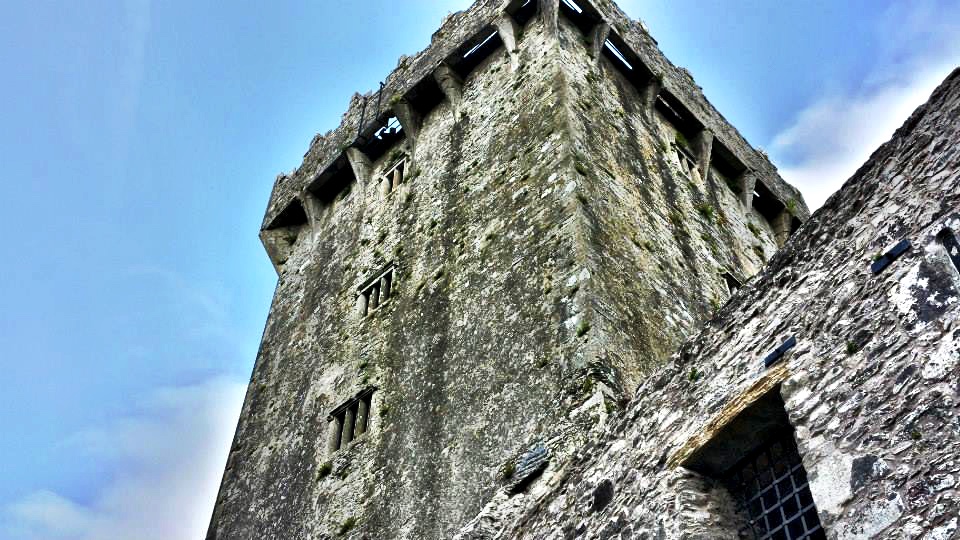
[208,1,815,538]
[454,69,960,540]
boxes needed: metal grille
[728,432,825,540]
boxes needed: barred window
[683,389,825,540]
[727,431,825,540]
[328,388,375,453]
[357,267,395,318]
[379,155,409,197]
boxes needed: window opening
[561,0,583,14]
[683,390,825,540]
[752,180,786,225]
[374,117,403,141]
[358,267,396,317]
[309,162,356,207]
[359,115,406,163]
[655,92,703,141]
[710,140,747,196]
[506,0,536,27]
[379,155,410,197]
[558,0,598,35]
[673,141,698,178]
[328,388,376,452]
[265,199,308,231]
[728,432,825,540]
[937,228,960,273]
[405,77,445,119]
[603,40,633,70]
[464,31,498,58]
[722,272,742,295]
[600,35,654,90]
[449,27,505,80]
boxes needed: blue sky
[1,1,957,538]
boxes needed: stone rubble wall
[455,69,960,540]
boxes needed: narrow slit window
[938,228,960,273]
[358,267,396,317]
[328,388,376,453]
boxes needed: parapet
[261,0,809,250]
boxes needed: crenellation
[260,0,806,243]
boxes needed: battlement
[261,0,807,263]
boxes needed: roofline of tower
[261,0,809,238]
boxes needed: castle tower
[208,1,809,538]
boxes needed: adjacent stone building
[207,1,957,539]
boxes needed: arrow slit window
[938,228,960,274]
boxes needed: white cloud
[770,1,960,209]
[4,377,247,540]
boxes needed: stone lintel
[668,362,790,470]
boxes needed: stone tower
[208,1,809,538]
[451,69,960,540]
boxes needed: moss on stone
[338,517,357,536]
[695,202,715,221]
[577,320,591,337]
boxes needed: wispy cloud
[4,377,247,540]
[770,0,960,209]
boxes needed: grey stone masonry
[209,1,816,539]
[454,68,960,540]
